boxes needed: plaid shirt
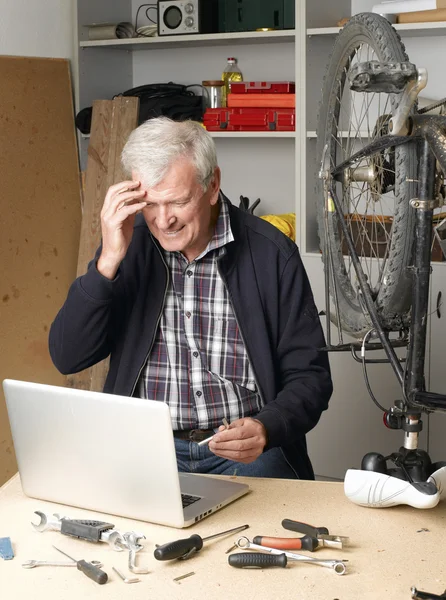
[135,196,263,430]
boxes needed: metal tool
[0,537,14,560]
[112,566,140,584]
[52,545,108,584]
[154,524,249,560]
[411,587,446,599]
[281,519,349,549]
[197,417,230,446]
[22,559,103,569]
[173,571,195,583]
[235,536,347,575]
[123,533,149,574]
[32,511,142,551]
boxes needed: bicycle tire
[316,13,417,336]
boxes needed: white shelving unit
[75,0,297,218]
[307,21,446,36]
[80,29,294,49]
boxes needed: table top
[0,474,445,600]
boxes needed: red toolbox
[230,81,295,94]
[203,107,295,131]
[228,93,295,108]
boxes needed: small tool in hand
[281,519,349,549]
[52,545,108,584]
[197,417,230,446]
[154,523,249,560]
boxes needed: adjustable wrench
[31,511,143,552]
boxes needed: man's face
[135,157,220,262]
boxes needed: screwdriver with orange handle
[253,535,319,552]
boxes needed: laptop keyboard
[181,493,201,508]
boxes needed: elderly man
[49,117,332,479]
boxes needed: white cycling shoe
[344,465,446,509]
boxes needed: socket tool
[154,524,249,560]
[281,519,349,549]
[197,418,229,446]
[52,545,108,584]
[229,552,288,569]
[235,536,347,575]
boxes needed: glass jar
[202,80,224,110]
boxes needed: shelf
[307,131,370,138]
[210,131,295,138]
[80,29,295,50]
[307,21,446,38]
[81,131,295,139]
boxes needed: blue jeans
[174,438,298,479]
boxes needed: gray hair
[121,117,218,190]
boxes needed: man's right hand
[97,180,147,280]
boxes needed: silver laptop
[3,379,249,528]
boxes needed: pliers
[281,519,349,550]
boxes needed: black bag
[75,82,203,134]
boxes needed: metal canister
[202,80,224,110]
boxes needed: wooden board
[66,96,139,392]
[0,57,82,486]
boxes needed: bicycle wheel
[316,12,417,337]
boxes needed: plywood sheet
[0,56,81,485]
[66,96,139,393]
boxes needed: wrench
[22,559,103,569]
[31,511,138,551]
[235,536,347,575]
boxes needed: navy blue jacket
[49,198,332,479]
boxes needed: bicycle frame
[324,113,446,416]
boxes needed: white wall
[0,0,75,61]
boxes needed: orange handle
[253,535,318,552]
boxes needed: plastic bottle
[221,57,243,107]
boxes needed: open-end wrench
[235,536,347,575]
[22,559,103,569]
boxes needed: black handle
[61,520,115,542]
[437,291,442,319]
[77,560,108,585]
[228,552,287,569]
[154,534,203,560]
[281,519,329,537]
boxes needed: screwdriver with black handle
[228,552,288,569]
[154,524,249,560]
[52,545,108,584]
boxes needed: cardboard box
[397,7,446,21]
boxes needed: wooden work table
[0,474,445,600]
